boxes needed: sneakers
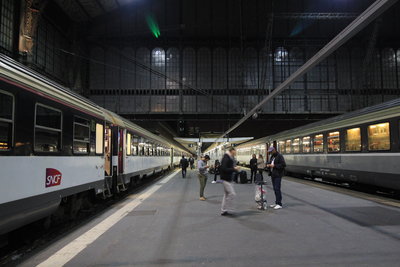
[199,197,206,201]
[270,204,283,209]
[211,181,217,184]
[221,211,234,216]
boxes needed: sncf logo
[46,168,62,188]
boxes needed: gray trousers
[221,181,236,213]
[198,173,207,197]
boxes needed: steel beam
[275,13,359,20]
[217,0,399,140]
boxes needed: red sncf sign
[46,168,62,188]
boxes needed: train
[0,55,190,236]
[208,98,400,190]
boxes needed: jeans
[198,173,207,197]
[182,168,187,178]
[221,181,236,213]
[257,169,264,181]
[271,177,282,206]
[250,169,257,183]
[214,173,219,181]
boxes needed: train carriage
[0,55,189,236]
[235,99,400,190]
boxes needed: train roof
[237,97,400,148]
[0,55,188,153]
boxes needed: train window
[73,117,90,154]
[368,122,390,151]
[328,131,340,152]
[313,134,324,153]
[292,138,300,153]
[95,123,104,154]
[0,91,14,150]
[345,128,361,152]
[34,104,62,152]
[138,139,145,156]
[302,137,311,153]
[132,135,138,156]
[126,133,131,156]
[278,141,285,153]
[145,142,150,156]
[285,140,292,154]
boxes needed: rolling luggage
[239,171,248,184]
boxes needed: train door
[118,129,124,175]
[112,126,119,175]
[104,125,112,177]
[170,148,174,167]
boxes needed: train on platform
[0,55,189,236]
[209,98,400,191]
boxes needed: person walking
[249,154,258,183]
[257,154,266,181]
[266,147,286,210]
[198,155,210,200]
[220,147,240,216]
[180,155,189,178]
[189,156,195,169]
[212,160,221,183]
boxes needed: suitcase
[239,171,248,184]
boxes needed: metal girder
[216,0,399,140]
[276,12,359,20]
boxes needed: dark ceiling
[46,0,400,140]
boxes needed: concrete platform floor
[21,169,400,267]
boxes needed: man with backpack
[189,156,195,169]
[180,155,189,178]
[266,147,286,210]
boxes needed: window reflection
[313,134,324,153]
[346,128,361,152]
[285,140,292,154]
[278,141,285,153]
[302,136,311,153]
[368,123,390,151]
[292,138,300,153]
[328,131,340,152]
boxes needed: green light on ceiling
[146,14,160,38]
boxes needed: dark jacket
[180,158,189,169]
[268,152,286,178]
[214,160,221,174]
[249,158,258,170]
[220,153,236,181]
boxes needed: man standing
[197,155,210,201]
[220,147,240,216]
[266,147,286,210]
[249,154,258,183]
[180,155,189,178]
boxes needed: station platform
[21,169,400,267]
